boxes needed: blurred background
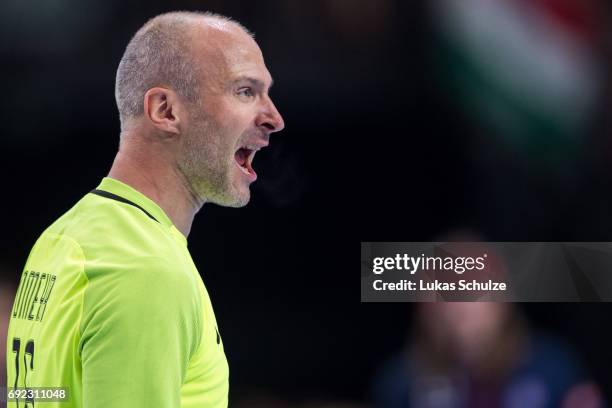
[2,0,612,406]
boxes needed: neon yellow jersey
[6,177,229,408]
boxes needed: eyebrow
[232,76,274,91]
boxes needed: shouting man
[6,11,284,408]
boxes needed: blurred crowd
[370,303,604,408]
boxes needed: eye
[237,87,254,99]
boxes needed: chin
[212,187,250,208]
[232,190,251,207]
[224,195,250,208]
[194,173,252,208]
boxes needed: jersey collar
[94,177,187,245]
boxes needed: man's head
[115,11,284,207]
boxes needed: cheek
[219,116,252,148]
[219,96,257,129]
[197,99,255,155]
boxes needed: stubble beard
[178,110,250,208]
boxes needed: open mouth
[234,145,258,179]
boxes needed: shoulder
[32,192,196,297]
[44,191,178,264]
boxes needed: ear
[143,87,183,135]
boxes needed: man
[6,11,284,408]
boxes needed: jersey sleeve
[78,256,201,408]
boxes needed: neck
[107,135,205,237]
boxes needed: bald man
[6,11,283,408]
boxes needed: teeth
[240,143,264,151]
[239,164,250,174]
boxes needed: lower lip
[235,160,257,182]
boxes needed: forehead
[190,22,272,88]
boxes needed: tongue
[235,148,249,167]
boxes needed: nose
[257,95,285,133]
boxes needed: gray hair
[115,11,251,126]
